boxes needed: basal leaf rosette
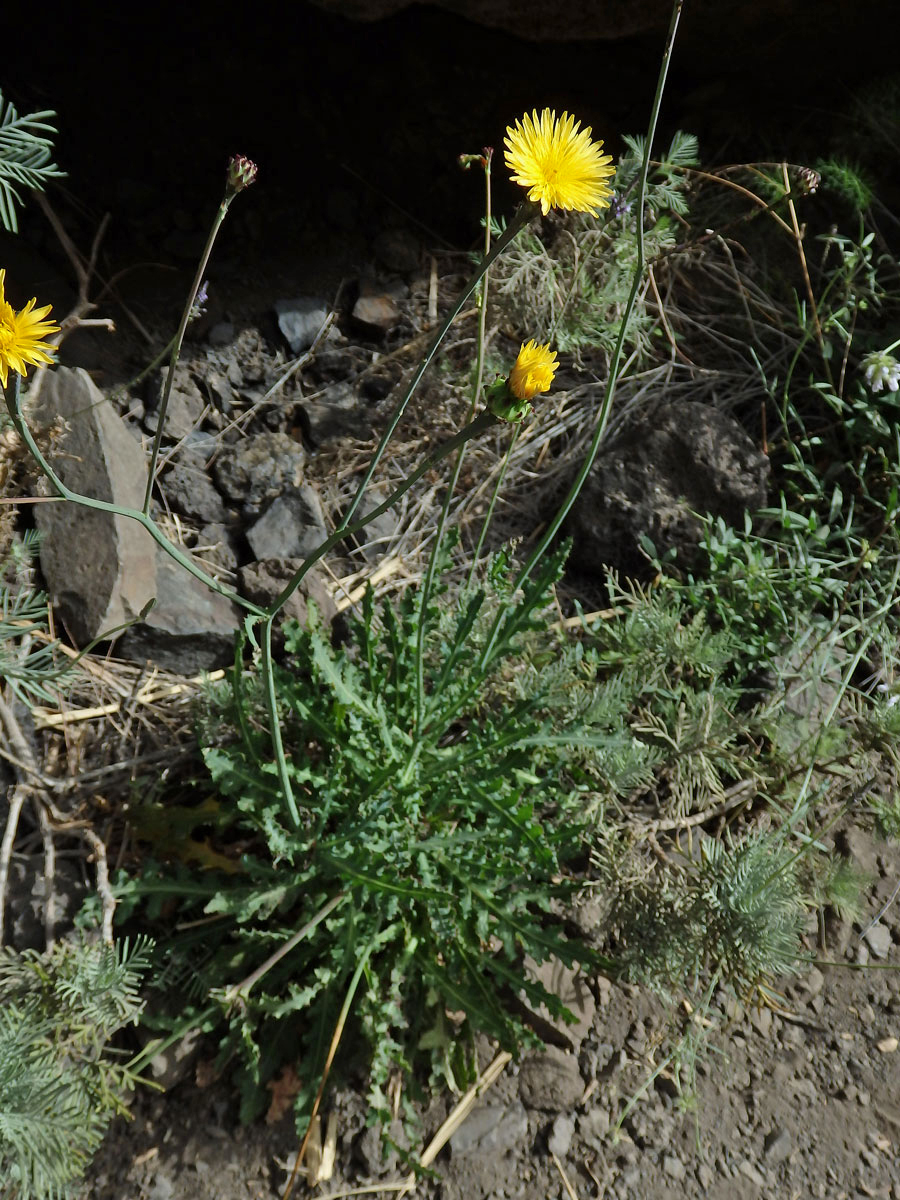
[488,339,559,423]
[504,108,615,217]
[0,269,59,389]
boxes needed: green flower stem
[4,374,264,616]
[265,410,499,618]
[337,202,532,535]
[465,425,519,592]
[142,195,232,514]
[260,408,500,824]
[472,0,684,679]
[414,154,496,735]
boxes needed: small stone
[299,382,365,447]
[805,966,825,997]
[663,1154,686,1181]
[547,1113,575,1158]
[738,1159,766,1186]
[518,1046,583,1113]
[521,956,596,1051]
[352,292,401,335]
[763,1128,792,1163]
[246,485,328,562]
[577,1108,609,1149]
[213,431,305,514]
[876,1036,899,1053]
[864,924,893,960]
[697,1163,715,1189]
[451,1103,528,1155]
[274,296,331,355]
[161,456,227,524]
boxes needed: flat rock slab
[31,367,156,644]
[117,547,241,674]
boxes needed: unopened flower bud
[226,154,258,196]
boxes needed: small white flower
[862,350,900,393]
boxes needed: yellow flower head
[0,269,59,389]
[504,108,615,217]
[509,339,559,401]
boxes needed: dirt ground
[84,828,900,1200]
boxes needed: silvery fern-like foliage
[0,938,151,1200]
[0,90,64,234]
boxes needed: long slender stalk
[142,199,230,513]
[329,203,531,537]
[472,0,685,680]
[414,152,495,735]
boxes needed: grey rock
[117,546,240,673]
[161,456,227,524]
[864,924,893,960]
[246,484,328,561]
[451,1103,528,1155]
[763,1127,792,1163]
[663,1154,686,1181]
[238,559,337,630]
[213,431,305,514]
[547,1113,575,1157]
[373,228,422,273]
[145,365,206,440]
[201,368,235,414]
[195,523,239,574]
[739,1159,767,1186]
[31,367,157,644]
[577,1107,610,1150]
[566,400,769,579]
[355,1120,403,1175]
[353,485,399,561]
[697,1163,715,1189]
[274,296,330,355]
[518,1045,583,1112]
[300,382,366,446]
[521,956,596,1051]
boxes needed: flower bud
[226,154,258,196]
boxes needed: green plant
[0,936,151,1200]
[0,90,63,234]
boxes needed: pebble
[662,1154,686,1181]
[547,1113,575,1158]
[876,1036,899,1053]
[864,924,893,960]
[739,1159,767,1186]
[763,1127,792,1163]
[451,1103,528,1155]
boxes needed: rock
[663,1154,686,1180]
[299,382,365,447]
[144,1027,204,1090]
[352,291,401,336]
[518,1045,583,1113]
[354,1120,403,1175]
[200,368,235,414]
[238,559,337,630]
[144,365,206,439]
[864,924,893,960]
[246,485,328,561]
[353,486,399,561]
[763,1127,792,1163]
[566,400,769,580]
[373,228,422,273]
[194,523,239,574]
[274,297,331,355]
[31,367,157,644]
[738,1159,767,1186]
[117,546,241,673]
[547,1113,575,1157]
[451,1103,528,1155]
[161,455,227,524]
[520,956,596,1051]
[213,431,305,514]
